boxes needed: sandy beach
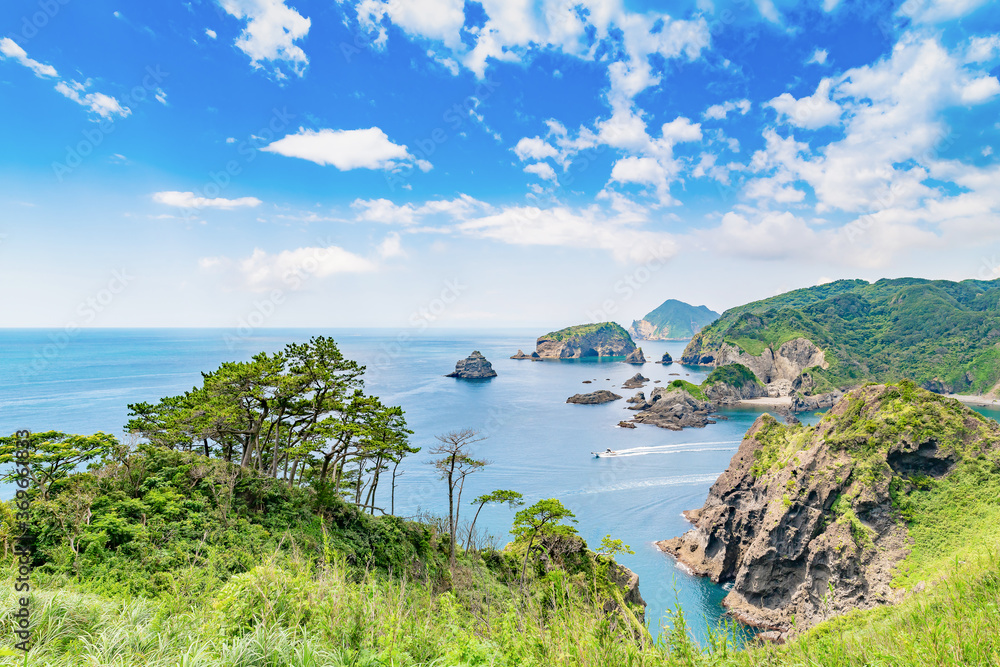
[737,396,793,407]
[946,394,1000,408]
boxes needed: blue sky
[1,0,998,329]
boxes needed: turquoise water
[0,328,829,643]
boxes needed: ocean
[4,328,997,643]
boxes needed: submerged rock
[446,351,497,379]
[567,390,622,404]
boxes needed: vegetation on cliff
[683,278,1000,394]
[541,321,633,343]
[702,364,762,392]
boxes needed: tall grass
[1,549,998,666]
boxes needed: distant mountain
[629,300,720,340]
[681,278,1000,396]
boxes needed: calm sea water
[3,329,997,643]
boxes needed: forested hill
[682,278,1000,395]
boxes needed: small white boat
[592,448,618,458]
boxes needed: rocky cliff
[445,351,497,378]
[657,382,1000,635]
[535,322,637,359]
[683,336,828,385]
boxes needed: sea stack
[446,351,497,379]
[624,348,646,364]
[661,351,673,364]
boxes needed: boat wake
[571,473,722,495]
[593,441,740,458]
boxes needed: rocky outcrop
[567,390,622,404]
[622,373,648,389]
[657,383,1000,634]
[626,392,648,409]
[702,363,766,404]
[446,351,497,379]
[791,390,845,413]
[535,322,637,359]
[682,336,828,384]
[624,348,646,364]
[630,385,718,430]
[661,352,673,364]
[704,381,766,404]
[618,421,637,429]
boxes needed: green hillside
[542,321,632,342]
[682,278,1000,395]
[631,300,720,340]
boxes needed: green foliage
[667,380,708,401]
[684,277,1000,394]
[0,431,118,500]
[702,363,762,389]
[598,535,634,558]
[541,321,633,344]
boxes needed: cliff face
[658,383,1000,635]
[683,336,827,384]
[535,322,637,359]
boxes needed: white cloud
[456,204,677,263]
[524,162,557,182]
[219,0,311,77]
[377,232,405,259]
[807,48,828,65]
[351,194,491,225]
[514,136,559,161]
[205,28,218,39]
[965,35,1000,63]
[767,78,842,129]
[263,127,431,172]
[54,80,131,120]
[703,98,751,121]
[216,244,377,291]
[0,38,58,77]
[153,191,262,209]
[1,39,132,120]
[898,0,991,23]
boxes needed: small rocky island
[661,351,673,364]
[626,381,720,430]
[566,390,622,404]
[623,348,646,364]
[622,373,648,389]
[445,351,497,379]
[531,322,637,359]
[510,349,540,360]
